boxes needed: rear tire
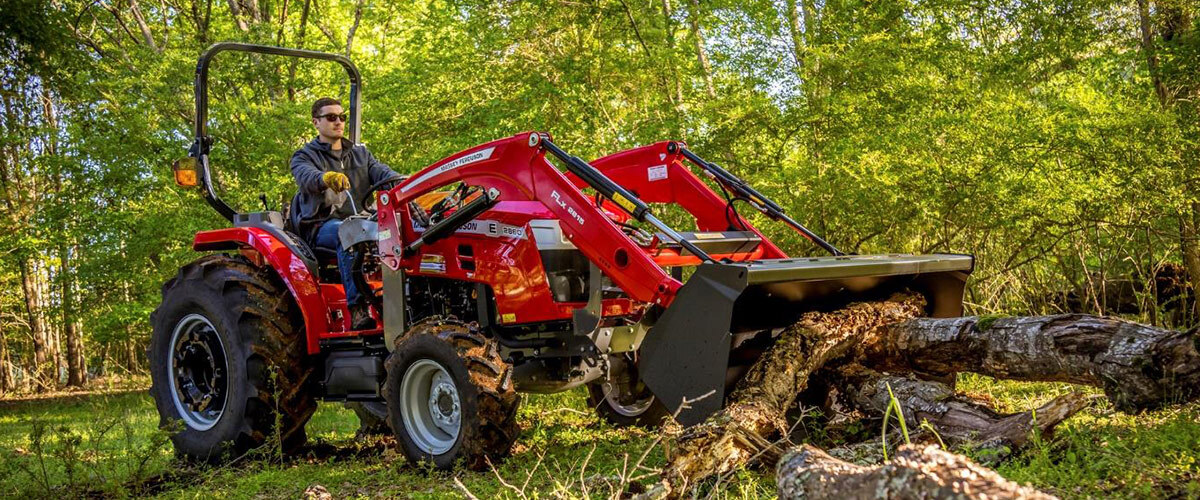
[149,254,316,463]
[384,318,519,470]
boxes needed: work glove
[322,171,351,192]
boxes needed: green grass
[0,378,1197,498]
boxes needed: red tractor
[151,43,973,469]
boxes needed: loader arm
[585,141,788,260]
[378,132,684,307]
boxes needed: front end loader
[376,133,972,429]
[150,42,971,471]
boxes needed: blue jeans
[313,219,362,307]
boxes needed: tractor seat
[313,245,339,263]
[310,244,342,283]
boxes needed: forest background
[0,0,1196,394]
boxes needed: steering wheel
[351,174,408,217]
[368,174,406,194]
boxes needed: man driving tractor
[289,97,402,330]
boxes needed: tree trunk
[783,0,806,74]
[192,0,213,43]
[1136,0,1169,105]
[656,293,927,496]
[245,0,263,23]
[125,331,139,373]
[638,304,1198,498]
[19,258,49,390]
[0,319,10,393]
[776,444,1055,499]
[129,0,159,51]
[685,0,715,98]
[868,315,1200,413]
[287,0,311,101]
[226,0,249,31]
[98,342,109,377]
[345,0,363,56]
[63,246,85,387]
[827,370,1090,465]
[659,0,683,109]
[66,321,85,386]
[275,0,290,45]
[1182,210,1200,323]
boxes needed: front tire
[384,318,519,470]
[587,354,672,428]
[149,255,316,463]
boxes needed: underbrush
[0,378,1197,498]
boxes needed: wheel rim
[401,359,461,455]
[167,313,229,431]
[602,381,655,417]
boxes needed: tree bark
[1182,208,1200,323]
[783,0,806,74]
[19,258,50,390]
[656,293,927,496]
[659,0,683,109]
[63,246,85,387]
[345,0,363,56]
[125,335,139,372]
[776,444,1055,500]
[1136,0,1170,106]
[275,0,290,45]
[245,0,263,23]
[287,0,311,101]
[0,316,10,393]
[226,0,249,31]
[829,370,1091,465]
[129,0,160,51]
[685,0,714,98]
[868,315,1200,413]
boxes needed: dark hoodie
[289,137,399,244]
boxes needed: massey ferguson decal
[401,146,496,192]
[410,218,527,240]
[458,220,527,239]
[550,190,586,226]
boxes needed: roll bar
[190,42,363,221]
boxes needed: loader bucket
[638,253,974,426]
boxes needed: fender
[194,227,328,354]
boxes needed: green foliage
[976,314,1007,331]
[0,0,1194,387]
[2,383,1197,498]
[880,381,911,460]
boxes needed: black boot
[350,303,376,330]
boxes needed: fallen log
[776,444,1055,499]
[868,315,1200,412]
[655,293,928,496]
[831,370,1091,464]
[642,301,1198,497]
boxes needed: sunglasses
[316,113,348,123]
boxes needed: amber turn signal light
[173,157,200,187]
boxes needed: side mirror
[173,157,200,188]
